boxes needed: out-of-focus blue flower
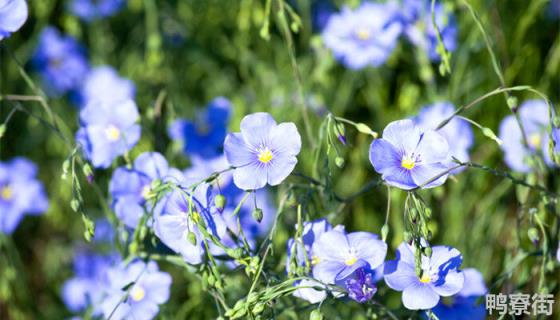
[224,112,302,190]
[93,218,115,243]
[62,252,117,312]
[98,260,171,320]
[415,102,473,172]
[76,99,141,168]
[369,119,450,190]
[31,27,89,97]
[168,97,232,158]
[311,229,387,285]
[0,158,48,234]
[154,180,216,265]
[344,268,377,303]
[109,152,182,228]
[78,65,135,108]
[68,0,124,22]
[431,268,487,320]
[384,242,464,310]
[498,100,557,172]
[311,0,335,31]
[0,0,27,40]
[322,2,402,69]
[400,0,457,61]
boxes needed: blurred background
[0,0,559,318]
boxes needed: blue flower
[62,252,117,312]
[76,98,141,168]
[369,119,450,190]
[322,2,402,69]
[31,27,89,97]
[311,229,387,285]
[68,0,124,22]
[98,260,172,320]
[168,97,232,158]
[431,268,487,320]
[109,152,182,228]
[287,219,338,304]
[182,155,276,261]
[552,127,560,154]
[224,112,302,190]
[154,181,216,265]
[400,0,457,61]
[384,242,464,310]
[498,100,557,172]
[0,0,28,40]
[415,102,473,172]
[78,65,135,108]
[0,158,48,234]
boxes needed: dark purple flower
[344,268,377,303]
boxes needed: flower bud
[252,208,263,223]
[336,123,346,145]
[310,309,323,320]
[335,157,345,168]
[527,227,539,244]
[381,224,389,242]
[214,194,226,212]
[226,247,244,259]
[0,124,6,138]
[187,231,197,245]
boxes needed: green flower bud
[214,194,226,212]
[527,227,539,243]
[187,231,197,245]
[381,224,389,242]
[252,208,263,223]
[335,157,345,168]
[310,309,323,320]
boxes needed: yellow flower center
[258,148,273,164]
[141,185,153,199]
[1,186,13,200]
[355,28,370,41]
[191,211,200,224]
[419,274,431,283]
[528,133,542,149]
[345,256,358,266]
[311,256,320,266]
[401,157,416,170]
[105,125,121,142]
[130,286,145,302]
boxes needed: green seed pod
[381,224,389,242]
[310,309,323,320]
[252,208,263,223]
[252,303,265,315]
[424,246,433,257]
[0,124,6,138]
[527,227,539,243]
[226,247,244,259]
[335,157,345,168]
[214,194,226,212]
[507,96,518,111]
[187,231,197,245]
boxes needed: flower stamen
[105,125,121,142]
[401,156,416,170]
[130,286,146,302]
[258,148,273,164]
[1,186,13,200]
